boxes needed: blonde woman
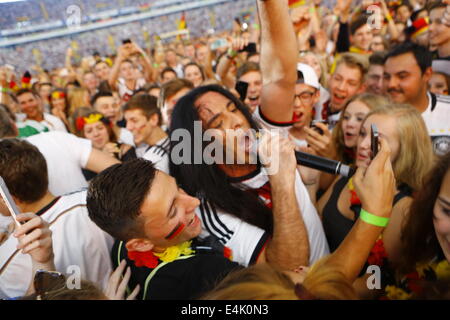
[315,103,434,298]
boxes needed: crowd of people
[1,0,450,301]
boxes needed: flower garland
[384,259,450,300]
[127,241,195,269]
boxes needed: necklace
[127,241,195,269]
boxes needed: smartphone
[310,120,327,135]
[235,81,249,102]
[371,123,379,160]
[0,176,22,226]
[239,42,257,54]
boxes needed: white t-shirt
[141,137,170,174]
[117,77,146,102]
[42,113,68,132]
[198,168,329,267]
[422,92,450,156]
[26,131,92,196]
[0,191,113,299]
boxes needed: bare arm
[324,138,395,282]
[258,0,298,122]
[108,46,128,91]
[84,148,120,173]
[132,42,155,83]
[257,134,310,269]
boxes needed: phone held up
[0,176,22,227]
[310,120,328,135]
[371,123,379,160]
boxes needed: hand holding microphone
[256,130,354,178]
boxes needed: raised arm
[324,138,396,282]
[258,0,298,122]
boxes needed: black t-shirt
[111,238,242,300]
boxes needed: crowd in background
[0,0,450,301]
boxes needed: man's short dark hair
[0,139,48,203]
[15,88,39,99]
[236,62,260,80]
[123,93,161,125]
[87,159,157,241]
[385,41,432,74]
[350,14,369,35]
[369,51,387,66]
[90,91,114,107]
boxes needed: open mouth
[187,215,199,227]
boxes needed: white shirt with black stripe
[197,168,330,267]
[422,92,450,156]
[0,190,113,299]
[141,137,170,174]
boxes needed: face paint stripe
[165,222,186,240]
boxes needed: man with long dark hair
[169,0,329,271]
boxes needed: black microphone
[295,151,355,177]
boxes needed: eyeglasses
[294,92,315,105]
[33,269,66,300]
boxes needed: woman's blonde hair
[202,258,358,300]
[68,87,91,117]
[364,103,435,191]
[332,93,389,163]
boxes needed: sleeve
[196,202,269,267]
[336,22,350,53]
[52,117,68,132]
[58,132,93,168]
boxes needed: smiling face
[429,8,450,49]
[139,171,202,250]
[83,121,110,150]
[195,91,253,165]
[124,109,154,146]
[342,100,370,148]
[351,24,373,52]
[384,52,430,106]
[433,169,450,262]
[51,97,66,112]
[329,63,365,112]
[239,71,262,113]
[17,92,42,120]
[356,114,400,169]
[184,65,203,87]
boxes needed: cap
[297,63,320,90]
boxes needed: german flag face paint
[165,222,186,240]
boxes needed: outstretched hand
[104,259,140,300]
